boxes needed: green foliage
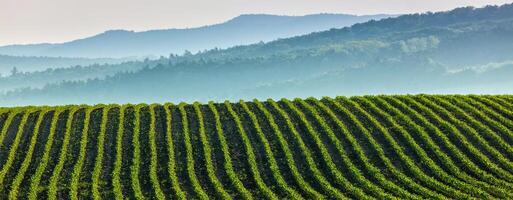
[112,105,127,200]
[7,109,48,199]
[239,101,302,199]
[47,107,80,200]
[148,105,166,200]
[28,108,66,200]
[179,103,209,199]
[0,95,511,199]
[91,106,110,200]
[193,102,232,199]
[208,101,253,199]
[163,103,187,199]
[68,107,94,200]
[224,101,278,199]
[130,105,145,200]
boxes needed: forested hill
[2,4,513,106]
[0,14,391,58]
[0,54,133,75]
[194,3,513,59]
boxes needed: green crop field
[0,94,513,199]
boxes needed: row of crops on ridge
[0,94,513,199]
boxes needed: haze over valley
[1,3,513,106]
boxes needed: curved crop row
[7,108,49,199]
[378,96,513,198]
[208,102,253,199]
[163,103,187,199]
[239,101,303,199]
[193,102,232,199]
[430,96,513,168]
[300,98,400,199]
[130,105,145,200]
[283,99,374,200]
[362,96,491,198]
[413,96,513,181]
[224,101,278,199]
[444,95,513,152]
[112,105,127,200]
[471,95,513,139]
[313,99,419,199]
[68,107,94,200]
[253,100,323,199]
[44,107,80,200]
[395,96,513,190]
[346,97,464,198]
[268,99,347,199]
[0,109,23,149]
[148,104,165,199]
[329,97,444,199]
[91,106,111,200]
[179,103,209,199]
[28,108,65,200]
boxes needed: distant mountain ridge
[0,14,393,58]
[3,4,513,106]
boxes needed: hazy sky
[1,0,512,46]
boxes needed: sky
[1,0,512,46]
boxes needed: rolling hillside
[2,4,513,106]
[0,14,392,58]
[0,94,512,199]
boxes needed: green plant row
[413,96,513,181]
[442,96,513,156]
[112,105,127,200]
[313,99,419,199]
[224,101,278,199]
[468,96,513,141]
[346,97,465,198]
[1,95,512,199]
[283,99,374,200]
[7,108,49,199]
[208,102,253,199]
[268,99,347,199]
[429,96,513,171]
[0,109,23,149]
[239,101,303,199]
[91,106,111,200]
[361,96,490,198]
[148,104,165,199]
[253,100,323,199]
[179,103,209,199]
[330,97,444,199]
[28,108,65,200]
[193,102,232,199]
[68,107,94,200]
[46,107,80,200]
[300,98,398,199]
[130,105,145,199]
[395,96,513,190]
[163,103,187,199]
[378,96,512,198]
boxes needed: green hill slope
[4,4,513,106]
[0,94,513,199]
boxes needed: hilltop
[2,4,513,106]
[0,14,391,58]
